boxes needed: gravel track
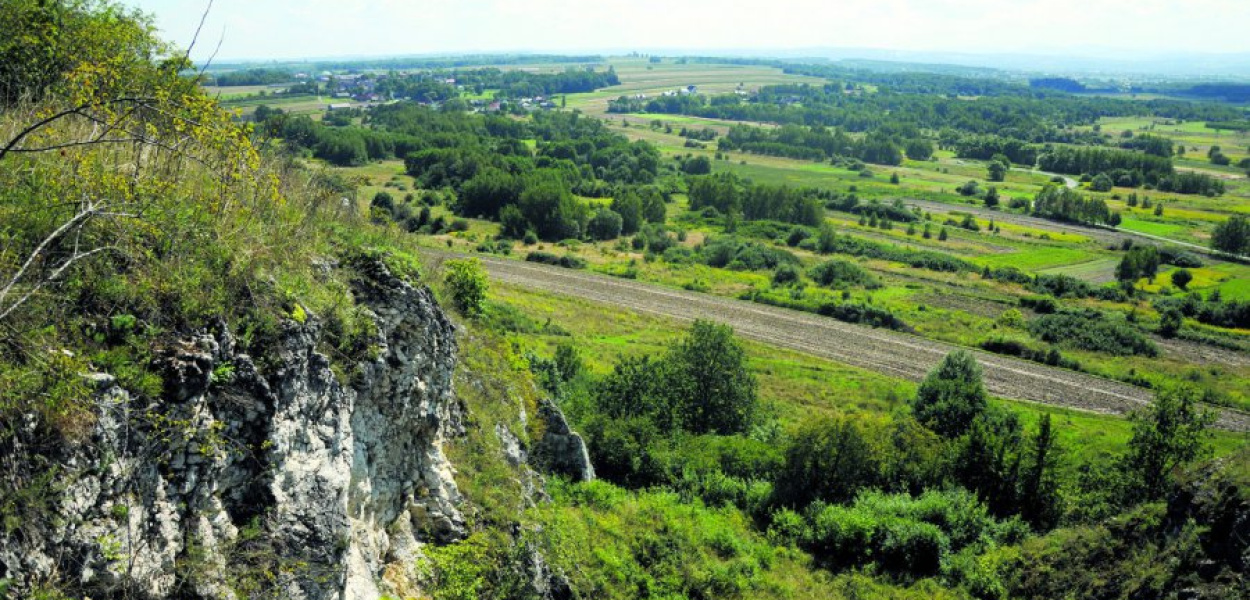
[432,251,1249,432]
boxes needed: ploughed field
[429,250,1250,432]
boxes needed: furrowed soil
[428,250,1250,432]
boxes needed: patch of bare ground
[431,250,1249,432]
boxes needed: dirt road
[429,251,1249,432]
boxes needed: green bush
[443,258,489,316]
[808,259,880,289]
[910,351,988,438]
[1028,312,1157,357]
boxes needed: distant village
[257,71,708,115]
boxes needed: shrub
[587,208,624,241]
[1029,311,1158,357]
[524,251,586,269]
[443,258,488,316]
[1170,269,1193,290]
[771,264,800,286]
[807,259,880,289]
[910,351,987,438]
[1019,296,1057,314]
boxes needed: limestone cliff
[0,259,583,599]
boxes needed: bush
[771,264,800,286]
[774,417,883,507]
[1019,296,1057,314]
[911,351,987,438]
[587,208,624,241]
[525,251,587,269]
[807,259,880,289]
[701,237,799,271]
[1170,269,1193,290]
[1029,311,1157,357]
[443,258,488,316]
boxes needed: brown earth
[429,250,1250,432]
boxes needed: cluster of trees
[1115,245,1161,287]
[1038,146,1224,196]
[1154,292,1250,330]
[1031,185,1117,226]
[687,173,824,226]
[953,135,1040,165]
[552,329,1219,588]
[260,101,671,242]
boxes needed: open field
[426,249,1250,431]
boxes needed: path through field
[427,251,1250,432]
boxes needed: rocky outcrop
[531,398,595,483]
[0,260,465,599]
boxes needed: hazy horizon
[130,0,1250,66]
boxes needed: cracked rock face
[532,398,595,484]
[0,260,465,600]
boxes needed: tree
[988,160,1008,182]
[663,320,757,435]
[1116,245,1159,287]
[681,155,712,175]
[938,227,948,241]
[639,187,667,223]
[1171,268,1193,290]
[443,258,489,316]
[773,417,882,507]
[499,204,528,238]
[1090,173,1114,192]
[1211,215,1250,255]
[983,186,1000,208]
[1018,414,1063,529]
[0,1,264,325]
[890,172,900,185]
[1117,387,1215,501]
[905,139,934,161]
[610,191,643,235]
[586,208,623,240]
[816,224,837,254]
[1158,308,1183,338]
[910,351,988,438]
[518,172,586,241]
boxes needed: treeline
[226,54,604,74]
[204,68,293,87]
[609,79,1240,141]
[714,124,925,166]
[430,66,618,98]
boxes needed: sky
[127,0,1250,62]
